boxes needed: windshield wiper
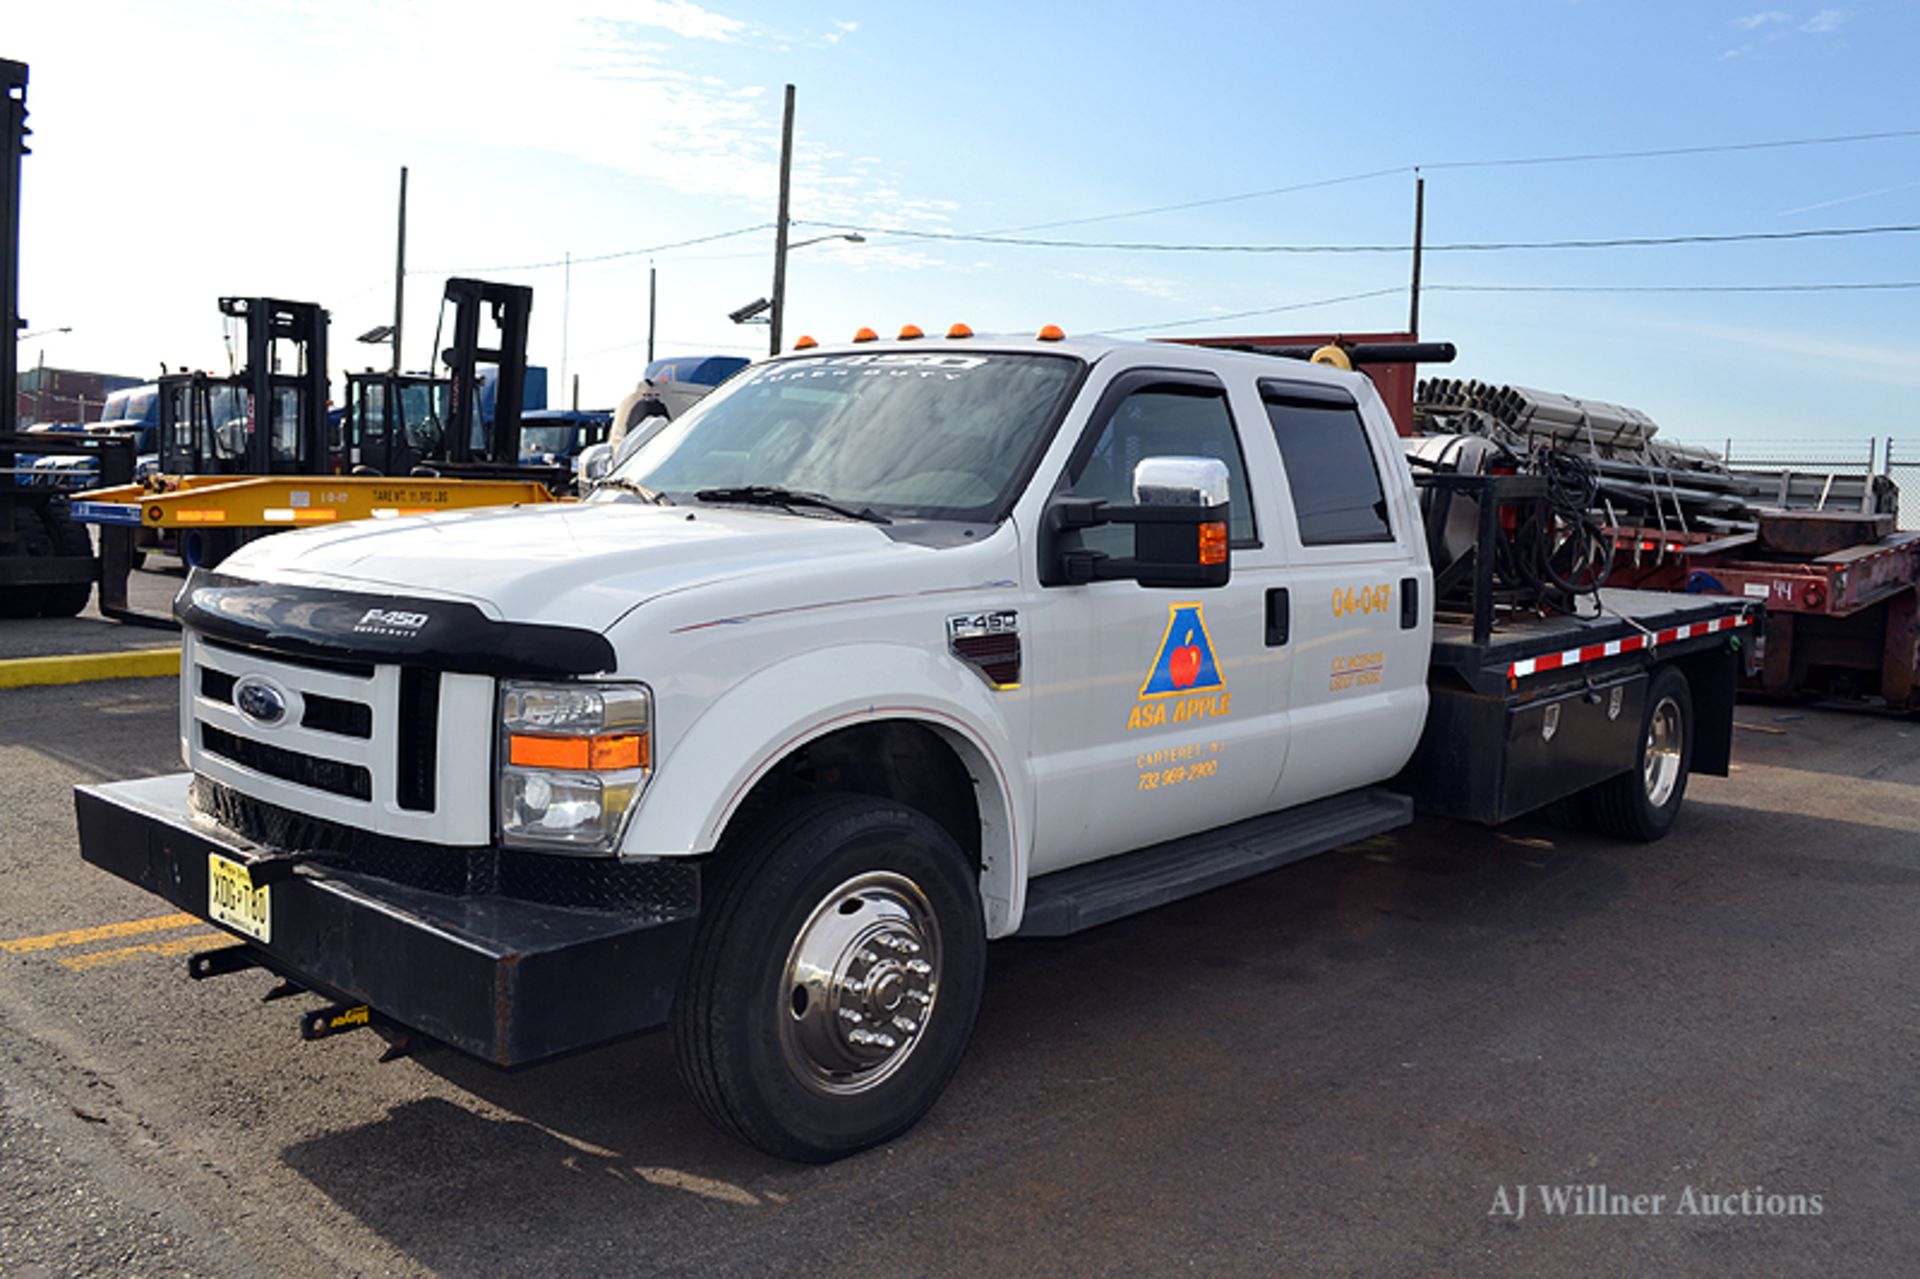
[596,477,673,505]
[693,485,891,524]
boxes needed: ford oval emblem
[234,675,291,726]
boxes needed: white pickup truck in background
[77,331,1754,1160]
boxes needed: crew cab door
[1258,378,1431,808]
[1024,367,1291,876]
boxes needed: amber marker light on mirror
[1199,522,1228,566]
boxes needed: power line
[976,168,1409,235]
[1104,288,1408,335]
[963,128,1920,237]
[1421,128,1920,172]
[791,220,1920,255]
[414,224,774,275]
[1430,280,1920,294]
[1105,278,1920,339]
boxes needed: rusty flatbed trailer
[1678,512,1920,711]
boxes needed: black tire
[38,504,94,617]
[671,794,986,1162]
[1587,666,1693,842]
[0,512,52,618]
[182,527,239,570]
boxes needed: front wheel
[671,795,985,1162]
[1586,666,1693,842]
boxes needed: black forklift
[0,58,136,620]
[339,277,561,485]
[155,297,331,478]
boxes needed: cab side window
[1066,382,1255,559]
[1261,382,1394,546]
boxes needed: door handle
[1265,587,1290,647]
[1400,576,1419,629]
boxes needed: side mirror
[575,442,615,487]
[1044,455,1232,589]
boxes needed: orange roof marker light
[947,323,974,339]
[898,324,925,340]
[852,326,879,343]
[793,335,819,350]
[1037,324,1066,341]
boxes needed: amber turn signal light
[509,733,649,771]
[1198,522,1228,566]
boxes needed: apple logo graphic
[1169,628,1202,689]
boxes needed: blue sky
[10,1,1917,444]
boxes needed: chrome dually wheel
[1643,695,1685,808]
[782,872,942,1095]
[671,795,985,1162]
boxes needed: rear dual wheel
[671,795,985,1162]
[1586,666,1693,842]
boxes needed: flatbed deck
[1430,587,1759,695]
[1406,587,1757,824]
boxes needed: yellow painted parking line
[0,646,180,689]
[59,932,227,973]
[1,911,200,954]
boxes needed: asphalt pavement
[0,680,1914,1277]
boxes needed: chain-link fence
[1671,438,1915,531]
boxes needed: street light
[767,232,864,355]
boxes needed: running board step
[1016,788,1413,937]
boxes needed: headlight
[498,681,652,854]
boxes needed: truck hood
[220,499,910,631]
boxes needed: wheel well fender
[619,643,1028,935]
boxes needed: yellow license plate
[207,853,271,943]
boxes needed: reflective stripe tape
[1508,613,1751,680]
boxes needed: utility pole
[769,83,796,358]
[561,249,571,394]
[1408,172,1425,337]
[392,165,408,373]
[647,264,657,365]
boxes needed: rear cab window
[1259,379,1395,546]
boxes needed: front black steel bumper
[75,775,701,1066]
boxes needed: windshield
[520,424,577,455]
[611,351,1081,520]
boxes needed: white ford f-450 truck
[76,332,1755,1160]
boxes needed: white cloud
[1731,10,1791,29]
[1651,317,1920,389]
[1054,270,1188,304]
[1801,8,1849,32]
[834,19,859,32]
[620,0,749,42]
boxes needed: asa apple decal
[1169,628,1202,689]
